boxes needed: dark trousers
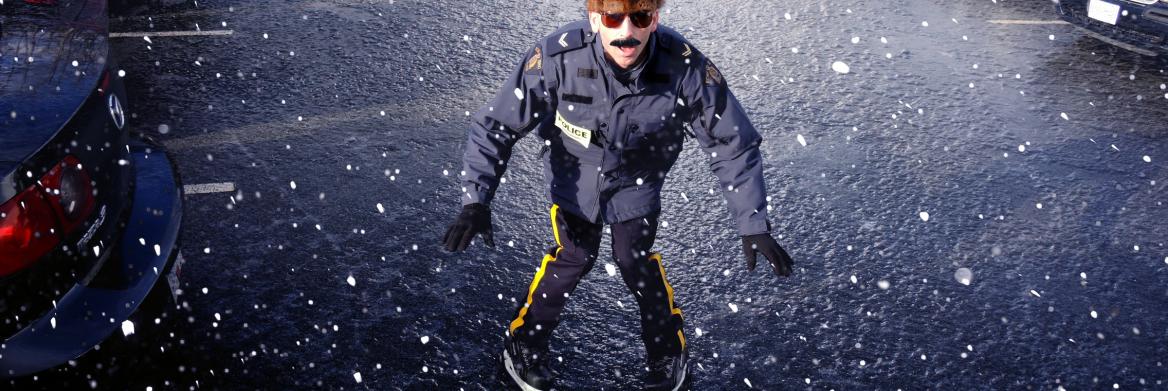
[508,204,686,358]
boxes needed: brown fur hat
[586,0,665,13]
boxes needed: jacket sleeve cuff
[460,185,491,207]
[737,217,770,236]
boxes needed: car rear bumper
[0,137,183,378]
[1056,0,1168,56]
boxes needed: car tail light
[0,156,98,277]
[39,156,96,233]
[0,186,61,277]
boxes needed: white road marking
[110,30,234,38]
[184,182,236,195]
[164,94,481,151]
[987,20,1070,25]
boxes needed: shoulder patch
[524,46,542,74]
[545,29,586,57]
[704,60,723,86]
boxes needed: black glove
[742,233,793,277]
[443,203,495,252]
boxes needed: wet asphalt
[19,0,1168,389]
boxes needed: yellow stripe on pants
[650,252,686,350]
[509,205,563,334]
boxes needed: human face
[589,9,658,70]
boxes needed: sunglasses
[600,11,654,29]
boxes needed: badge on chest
[555,111,593,148]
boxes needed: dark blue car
[1056,0,1168,56]
[0,0,184,378]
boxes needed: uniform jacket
[459,20,771,235]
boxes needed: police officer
[442,0,794,389]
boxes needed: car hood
[0,1,110,175]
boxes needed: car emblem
[77,205,107,249]
[107,94,125,130]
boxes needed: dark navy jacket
[459,20,771,235]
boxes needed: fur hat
[586,0,665,13]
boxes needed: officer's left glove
[742,233,793,277]
[443,203,496,252]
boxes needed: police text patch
[555,111,592,149]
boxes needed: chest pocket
[627,114,685,160]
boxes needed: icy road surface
[15,0,1167,389]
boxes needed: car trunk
[0,0,134,340]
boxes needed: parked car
[0,0,185,378]
[1055,0,1168,56]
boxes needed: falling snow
[23,1,1164,389]
[831,61,850,74]
[955,268,973,286]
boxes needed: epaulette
[544,28,588,57]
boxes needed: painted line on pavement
[110,30,234,38]
[184,182,236,195]
[988,20,1070,25]
[163,92,486,151]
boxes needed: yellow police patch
[705,61,722,86]
[555,111,592,148]
[525,47,542,73]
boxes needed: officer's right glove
[442,203,496,252]
[742,233,794,277]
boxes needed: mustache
[610,37,642,48]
